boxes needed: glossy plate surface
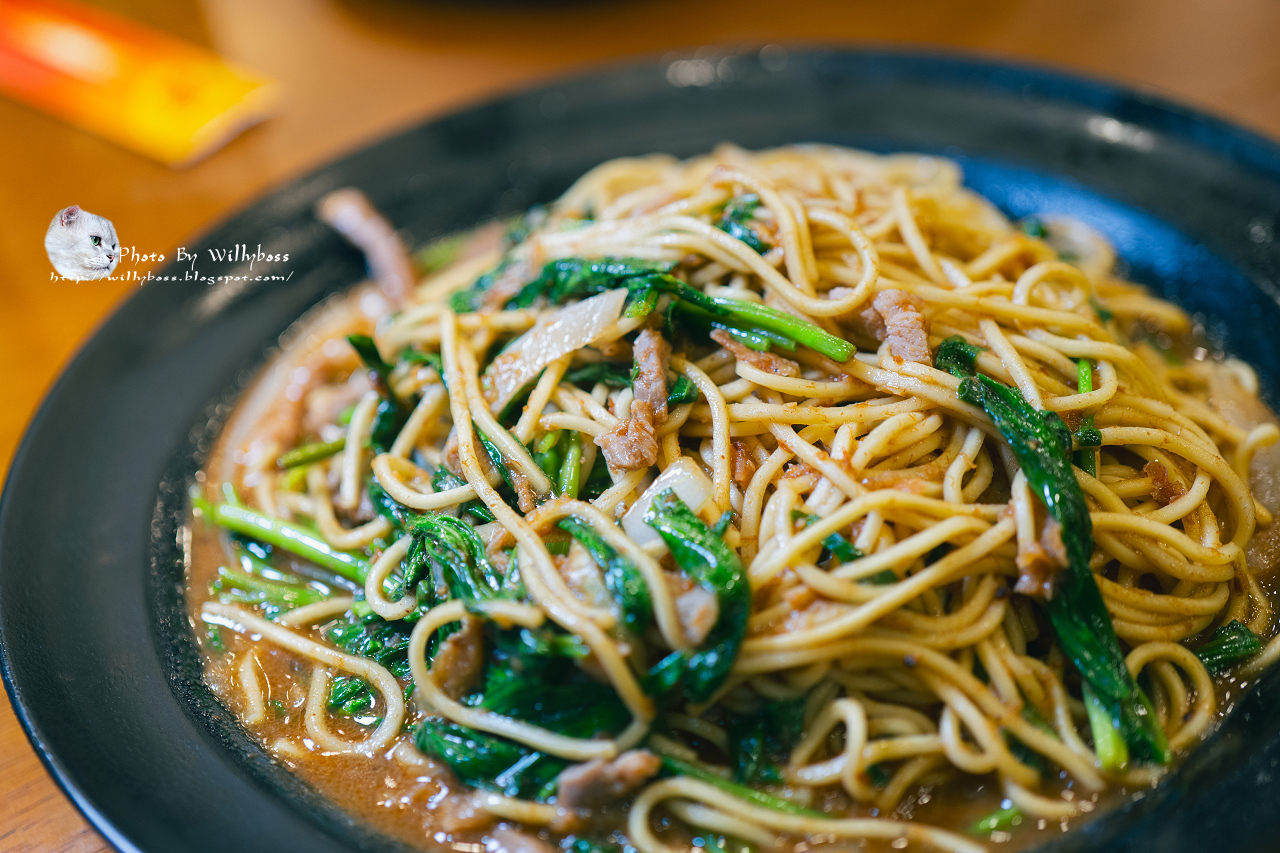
[4,49,1280,853]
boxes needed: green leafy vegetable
[347,334,392,381]
[493,624,590,661]
[623,286,661,318]
[1020,217,1048,239]
[521,256,853,361]
[406,514,505,603]
[370,397,409,454]
[481,624,629,736]
[1196,619,1262,673]
[716,194,769,253]
[823,533,860,563]
[726,698,805,784]
[536,430,561,453]
[667,374,700,406]
[659,755,822,817]
[509,258,676,309]
[935,336,1170,767]
[414,718,561,799]
[644,650,688,699]
[711,510,733,538]
[449,260,513,314]
[495,373,541,428]
[793,511,862,564]
[400,348,444,375]
[431,466,495,523]
[717,325,785,353]
[330,675,377,716]
[415,618,630,801]
[559,516,652,630]
[933,335,984,378]
[279,466,308,493]
[581,453,613,500]
[644,490,750,702]
[326,612,412,674]
[347,334,411,452]
[1003,705,1055,774]
[1076,427,1102,448]
[369,479,414,533]
[210,564,326,616]
[866,762,891,788]
[325,611,413,715]
[969,804,1023,836]
[477,425,523,500]
[565,362,632,389]
[234,536,272,561]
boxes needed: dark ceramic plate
[4,48,1280,853]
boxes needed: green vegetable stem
[192,494,370,582]
[1196,619,1263,673]
[276,437,346,469]
[659,755,821,817]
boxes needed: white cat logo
[45,205,119,280]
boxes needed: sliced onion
[1040,215,1115,282]
[484,288,631,413]
[622,458,715,554]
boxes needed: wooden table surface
[3,0,1279,849]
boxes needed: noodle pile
[196,144,1280,852]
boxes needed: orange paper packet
[0,0,280,165]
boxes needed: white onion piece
[1040,215,1115,282]
[622,458,715,555]
[485,288,630,413]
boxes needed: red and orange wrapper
[0,0,280,165]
